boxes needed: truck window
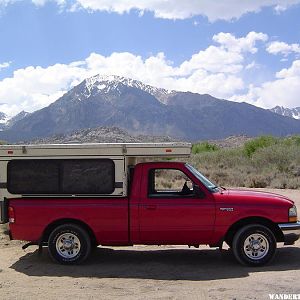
[7,159,115,195]
[148,169,194,197]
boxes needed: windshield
[185,163,219,193]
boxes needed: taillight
[8,206,15,223]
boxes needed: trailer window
[7,159,115,195]
[62,159,114,194]
[8,160,59,194]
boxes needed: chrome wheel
[243,233,269,260]
[232,224,276,266]
[49,224,91,264]
[55,233,81,259]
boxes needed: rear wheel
[48,223,91,264]
[232,224,276,266]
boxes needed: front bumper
[278,222,300,245]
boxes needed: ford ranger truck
[0,143,299,266]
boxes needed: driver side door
[138,163,216,244]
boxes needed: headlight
[289,205,298,222]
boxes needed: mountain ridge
[1,74,300,142]
[270,106,300,120]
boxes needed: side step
[22,241,47,255]
[22,242,38,250]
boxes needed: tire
[48,223,91,265]
[232,224,276,266]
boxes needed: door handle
[145,205,157,210]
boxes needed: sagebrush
[189,136,300,189]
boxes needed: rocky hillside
[27,126,179,144]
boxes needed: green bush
[243,136,278,157]
[189,135,300,189]
[192,142,219,154]
[282,135,300,146]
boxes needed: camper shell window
[7,159,115,195]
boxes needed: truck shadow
[10,246,300,281]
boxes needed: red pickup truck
[0,143,299,266]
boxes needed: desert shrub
[245,175,269,188]
[189,149,251,187]
[252,145,289,173]
[282,135,300,146]
[188,135,300,189]
[192,142,219,154]
[285,177,300,189]
[269,177,288,189]
[244,135,278,157]
[191,147,246,169]
[257,144,300,174]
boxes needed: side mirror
[193,184,206,199]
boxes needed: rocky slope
[27,126,179,144]
[270,106,300,119]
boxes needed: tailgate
[0,198,8,224]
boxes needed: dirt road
[1,189,300,300]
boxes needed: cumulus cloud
[4,31,293,116]
[213,32,268,53]
[276,60,300,78]
[1,0,300,21]
[266,41,300,56]
[67,0,300,21]
[0,51,244,116]
[0,31,268,115]
[0,63,86,116]
[231,60,300,108]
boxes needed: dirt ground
[0,188,300,300]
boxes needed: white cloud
[245,61,259,70]
[0,61,11,70]
[3,30,288,116]
[276,60,300,78]
[0,63,87,116]
[1,31,265,116]
[177,46,244,76]
[1,0,300,21]
[213,32,268,53]
[231,60,300,108]
[266,41,300,56]
[68,0,300,21]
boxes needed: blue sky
[0,0,300,116]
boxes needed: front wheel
[48,223,91,264]
[232,224,276,266]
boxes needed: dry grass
[188,136,300,189]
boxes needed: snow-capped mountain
[0,110,30,131]
[0,112,10,131]
[270,106,300,119]
[1,74,300,142]
[0,112,8,123]
[5,110,30,128]
[83,74,175,104]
